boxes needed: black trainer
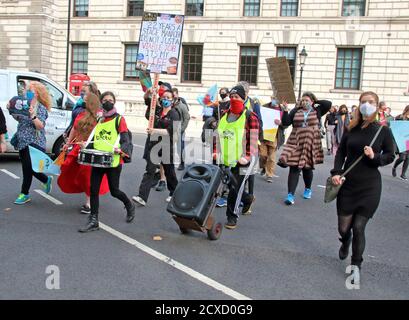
[392,167,397,177]
[224,217,237,230]
[78,213,99,233]
[156,180,166,192]
[177,163,185,171]
[80,205,91,215]
[401,174,408,181]
[242,196,256,215]
[339,234,352,260]
[125,202,136,223]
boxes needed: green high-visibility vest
[217,111,247,167]
[94,117,120,167]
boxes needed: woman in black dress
[331,91,395,284]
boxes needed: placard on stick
[136,12,185,75]
[266,57,296,103]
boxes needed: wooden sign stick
[148,73,160,129]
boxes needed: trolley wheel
[179,227,189,234]
[207,222,223,240]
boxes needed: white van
[0,69,77,155]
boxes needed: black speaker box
[167,164,223,226]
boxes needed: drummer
[79,91,135,233]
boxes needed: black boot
[125,202,136,223]
[339,232,352,260]
[78,213,99,233]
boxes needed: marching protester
[324,105,337,155]
[237,81,262,202]
[377,101,393,127]
[133,87,180,206]
[331,91,395,284]
[215,85,259,229]
[259,96,289,183]
[65,81,99,137]
[79,91,135,232]
[172,87,190,171]
[201,87,230,146]
[279,92,332,205]
[0,107,7,153]
[150,81,173,192]
[392,105,409,180]
[7,81,53,204]
[334,104,351,155]
[57,93,109,214]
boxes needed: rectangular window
[71,44,88,75]
[185,0,204,16]
[74,0,89,17]
[182,45,203,83]
[239,46,259,86]
[276,46,297,84]
[128,0,144,16]
[244,0,260,17]
[335,48,363,90]
[124,44,139,80]
[281,0,299,17]
[342,0,366,16]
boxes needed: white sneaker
[132,196,146,207]
[166,196,172,203]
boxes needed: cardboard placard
[136,12,185,75]
[265,57,296,103]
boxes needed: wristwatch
[31,116,37,121]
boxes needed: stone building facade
[1,0,409,117]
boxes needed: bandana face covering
[230,98,244,114]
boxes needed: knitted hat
[229,85,246,100]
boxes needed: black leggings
[393,152,409,176]
[287,166,313,194]
[338,214,370,268]
[19,146,48,195]
[90,165,131,215]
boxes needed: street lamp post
[65,0,72,89]
[298,46,308,101]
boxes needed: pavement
[0,132,408,300]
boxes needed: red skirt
[57,145,109,196]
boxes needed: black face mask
[102,101,114,112]
[220,93,227,100]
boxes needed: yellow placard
[263,128,278,142]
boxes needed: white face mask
[360,102,377,118]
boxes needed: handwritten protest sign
[137,12,184,75]
[266,57,296,104]
[260,107,281,142]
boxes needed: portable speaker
[167,164,223,226]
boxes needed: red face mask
[230,98,244,114]
[158,87,166,97]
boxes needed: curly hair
[30,81,52,110]
[76,93,100,140]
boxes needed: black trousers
[19,146,48,195]
[393,151,409,176]
[90,165,131,215]
[138,155,178,203]
[226,165,253,220]
[287,166,313,194]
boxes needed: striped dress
[279,108,324,169]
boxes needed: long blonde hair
[30,81,52,110]
[76,93,100,140]
[349,91,379,130]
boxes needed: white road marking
[317,185,326,189]
[0,169,20,179]
[133,144,145,149]
[99,222,251,300]
[34,189,63,205]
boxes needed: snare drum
[78,149,113,168]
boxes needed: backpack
[115,115,133,163]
